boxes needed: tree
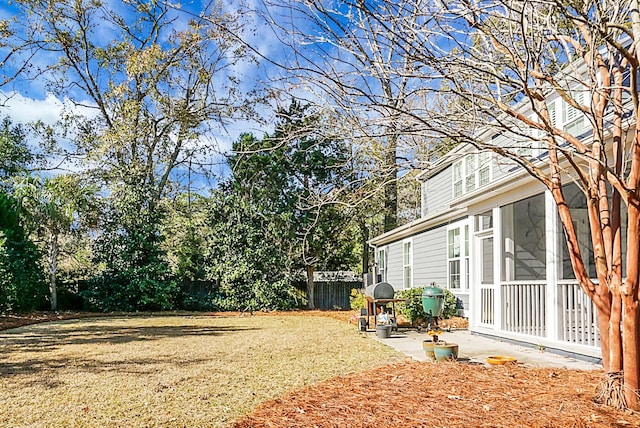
[3,0,256,306]
[270,100,358,308]
[0,192,47,312]
[83,184,178,312]
[0,117,47,312]
[4,0,252,201]
[0,117,33,188]
[15,174,97,311]
[261,0,432,233]
[218,101,358,309]
[283,0,640,410]
[204,189,299,312]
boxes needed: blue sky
[0,0,298,186]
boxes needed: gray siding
[386,241,404,291]
[490,153,519,183]
[423,168,451,216]
[412,226,447,287]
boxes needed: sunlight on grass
[0,315,402,427]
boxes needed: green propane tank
[421,284,445,317]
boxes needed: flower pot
[422,339,435,361]
[433,342,459,362]
[376,324,392,339]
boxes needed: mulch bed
[231,360,639,427]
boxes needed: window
[377,248,386,282]
[476,210,493,232]
[562,90,586,136]
[403,240,412,290]
[453,162,463,198]
[465,156,476,192]
[547,101,557,127]
[452,152,492,198]
[478,153,491,186]
[447,223,470,290]
[448,228,461,289]
[559,183,627,280]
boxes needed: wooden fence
[312,281,361,310]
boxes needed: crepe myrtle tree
[284,0,640,410]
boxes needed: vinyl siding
[412,226,447,287]
[422,168,451,216]
[386,241,404,291]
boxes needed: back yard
[1,313,639,427]
[0,314,399,427]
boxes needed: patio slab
[371,328,602,370]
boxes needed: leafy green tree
[14,174,97,311]
[204,190,299,311]
[4,1,255,310]
[218,101,358,309]
[0,117,47,312]
[83,185,178,311]
[0,117,32,188]
[162,193,209,283]
[0,192,47,312]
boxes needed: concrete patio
[370,328,602,370]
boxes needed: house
[368,89,630,361]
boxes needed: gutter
[368,206,469,246]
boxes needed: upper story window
[563,90,585,136]
[545,90,587,137]
[452,152,492,198]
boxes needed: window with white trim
[447,223,470,290]
[563,90,585,136]
[377,248,386,282]
[403,240,412,290]
[452,152,492,198]
[453,162,463,198]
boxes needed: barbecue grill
[358,282,405,331]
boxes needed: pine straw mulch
[231,360,640,428]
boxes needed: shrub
[350,288,365,310]
[396,285,459,324]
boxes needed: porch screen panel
[481,237,493,284]
[501,193,547,338]
[480,237,494,325]
[513,194,546,280]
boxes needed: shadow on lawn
[0,321,261,378]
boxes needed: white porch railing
[479,287,494,325]
[501,282,546,337]
[558,281,599,347]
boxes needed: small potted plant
[428,329,459,362]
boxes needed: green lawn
[0,314,402,427]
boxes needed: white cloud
[0,92,64,124]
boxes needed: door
[478,234,495,326]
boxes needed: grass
[0,314,402,427]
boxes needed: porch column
[493,206,503,331]
[545,189,560,341]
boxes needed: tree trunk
[306,264,315,309]
[48,232,58,311]
[384,134,398,233]
[361,221,370,275]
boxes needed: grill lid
[364,282,395,301]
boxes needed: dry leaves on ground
[232,360,640,428]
